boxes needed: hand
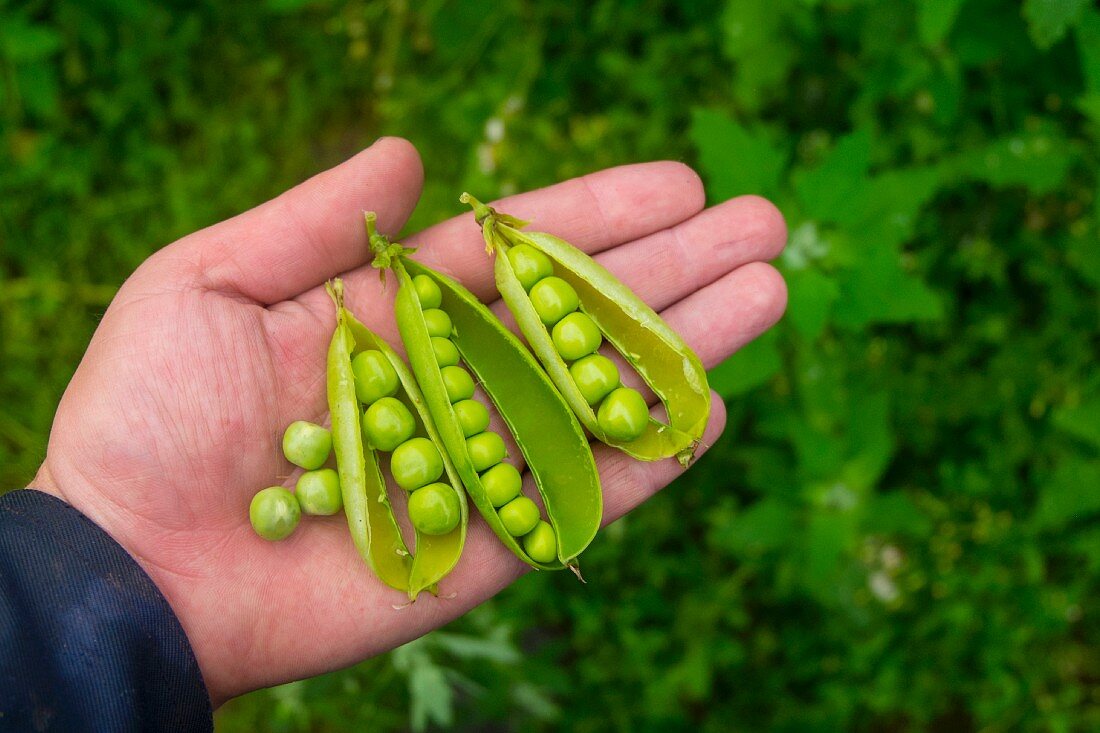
[33,138,787,705]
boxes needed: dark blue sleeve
[0,489,212,732]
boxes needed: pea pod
[326,280,466,599]
[462,194,710,467]
[365,214,601,570]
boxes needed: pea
[282,420,332,470]
[431,336,460,367]
[597,387,649,442]
[413,273,442,309]
[249,487,301,541]
[295,469,343,516]
[362,397,416,452]
[391,437,444,491]
[522,521,557,564]
[507,243,553,291]
[551,311,602,361]
[529,276,580,326]
[569,354,620,406]
[352,350,399,405]
[480,462,522,507]
[422,308,453,338]
[466,431,507,472]
[499,496,540,537]
[440,365,475,403]
[452,398,490,437]
[407,483,461,536]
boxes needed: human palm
[33,138,787,706]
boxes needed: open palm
[34,138,787,706]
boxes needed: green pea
[466,431,507,472]
[413,274,442,309]
[507,243,554,291]
[422,308,453,338]
[362,397,416,452]
[568,354,620,406]
[597,387,649,442]
[431,336,460,367]
[522,520,557,564]
[407,483,461,536]
[249,487,301,540]
[528,276,580,326]
[452,398,490,438]
[282,420,332,470]
[391,436,444,491]
[295,469,343,516]
[499,496,540,537]
[551,311,602,361]
[440,365,475,403]
[480,462,522,507]
[352,350,399,405]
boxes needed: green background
[3,0,1099,730]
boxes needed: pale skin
[31,137,788,706]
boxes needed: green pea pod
[366,215,601,570]
[462,194,710,467]
[326,280,466,599]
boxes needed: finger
[167,137,424,305]
[596,194,787,313]
[293,160,706,315]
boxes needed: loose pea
[391,437,444,491]
[522,521,557,563]
[413,274,442,309]
[440,365,475,403]
[466,431,507,472]
[507,243,554,291]
[295,469,343,516]
[529,276,579,326]
[452,398,490,437]
[480,462,522,507]
[282,420,332,470]
[249,487,301,540]
[569,354,621,406]
[407,483,461,536]
[422,309,453,338]
[499,496,540,537]
[362,397,416,452]
[551,311,602,361]
[352,350,399,405]
[597,387,649,442]
[431,336,461,367]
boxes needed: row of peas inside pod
[247,193,711,599]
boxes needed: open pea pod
[326,280,466,599]
[366,215,601,570]
[462,194,711,467]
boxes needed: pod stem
[459,192,494,224]
[364,211,416,281]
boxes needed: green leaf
[792,129,872,226]
[953,131,1077,195]
[864,492,933,538]
[917,0,966,46]
[708,328,782,398]
[689,108,788,201]
[430,631,522,664]
[1032,459,1100,530]
[1076,9,1100,92]
[1052,396,1100,448]
[0,20,62,62]
[1023,0,1090,48]
[728,498,798,554]
[785,266,839,340]
[833,243,943,328]
[409,665,454,732]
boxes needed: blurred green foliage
[2,0,1099,730]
